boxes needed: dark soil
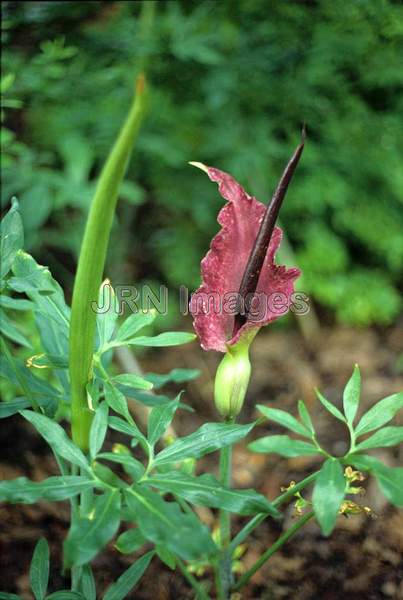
[1,324,402,599]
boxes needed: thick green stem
[228,471,317,555]
[233,511,314,591]
[69,76,146,451]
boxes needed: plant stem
[219,444,232,545]
[233,511,314,592]
[229,471,317,555]
[69,76,146,452]
[217,443,233,599]
[177,558,211,600]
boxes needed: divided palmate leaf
[0,198,23,279]
[108,416,148,449]
[298,400,315,434]
[96,280,119,349]
[21,411,89,471]
[315,388,346,423]
[125,486,216,560]
[153,421,255,466]
[312,458,345,536]
[147,394,181,446]
[348,454,403,507]
[115,528,146,554]
[0,476,94,504]
[29,538,49,600]
[80,565,96,600]
[112,373,153,391]
[0,309,31,347]
[97,452,145,482]
[248,435,318,457]
[114,311,157,343]
[355,392,403,436]
[104,382,131,421]
[146,471,280,517]
[354,426,403,451]
[0,397,30,418]
[144,368,200,388]
[343,364,361,424]
[102,551,154,600]
[257,404,311,437]
[89,401,109,459]
[123,332,196,347]
[64,490,121,567]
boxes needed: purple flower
[190,138,304,352]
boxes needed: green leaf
[0,295,33,310]
[0,356,61,417]
[64,490,121,567]
[21,411,89,471]
[125,332,196,347]
[104,382,131,421]
[0,397,30,418]
[153,422,255,467]
[11,252,70,391]
[115,528,146,554]
[0,309,31,347]
[0,593,23,600]
[343,364,361,424]
[102,551,154,600]
[125,487,217,560]
[89,401,109,459]
[312,459,345,536]
[0,476,94,503]
[120,388,176,408]
[80,565,96,600]
[257,405,310,438]
[298,400,315,434]
[147,395,180,446]
[25,354,68,369]
[248,435,319,457]
[108,416,148,448]
[97,452,145,481]
[30,538,49,600]
[354,426,403,451]
[45,593,85,600]
[315,389,346,423]
[355,392,403,436]
[96,281,119,349]
[0,199,23,279]
[147,471,280,517]
[115,311,157,342]
[156,545,176,569]
[144,368,200,388]
[92,462,127,489]
[112,373,153,391]
[348,455,403,507]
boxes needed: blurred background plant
[1,0,403,330]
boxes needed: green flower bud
[214,340,252,418]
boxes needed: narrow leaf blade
[312,459,345,536]
[248,435,318,457]
[102,551,154,600]
[153,422,255,466]
[343,365,361,424]
[29,538,49,600]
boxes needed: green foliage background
[2,0,403,327]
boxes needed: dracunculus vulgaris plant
[1,83,402,600]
